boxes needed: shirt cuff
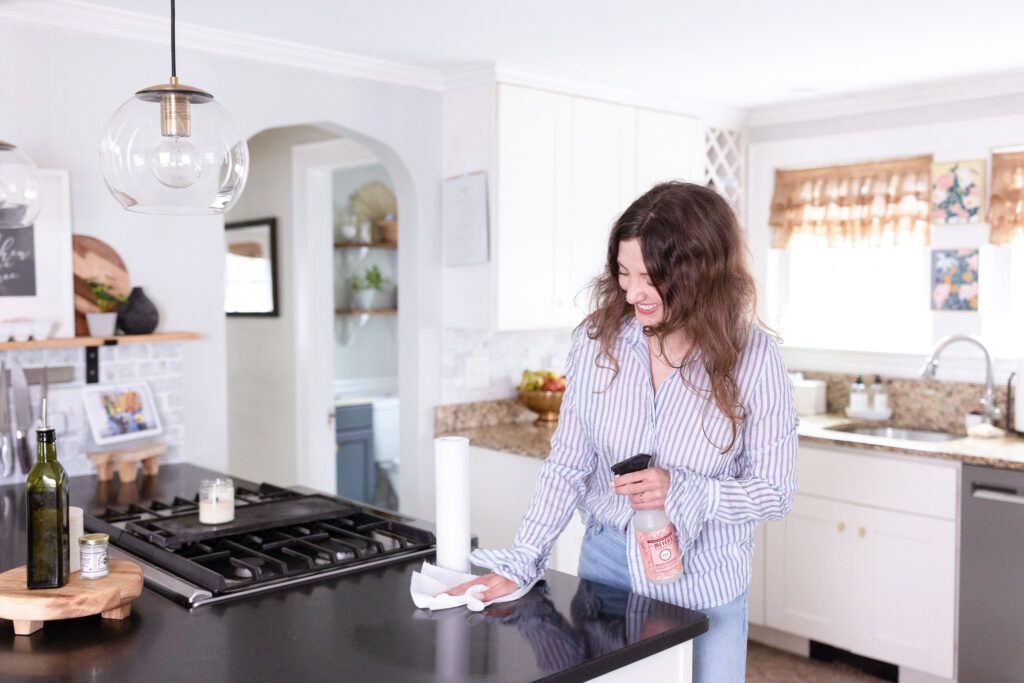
[469,546,548,588]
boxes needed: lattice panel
[705,127,746,224]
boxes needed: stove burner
[84,485,436,606]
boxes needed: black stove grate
[85,485,435,599]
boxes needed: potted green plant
[82,277,126,337]
[350,265,389,311]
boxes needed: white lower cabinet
[763,444,957,679]
[467,446,584,574]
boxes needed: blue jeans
[577,523,749,683]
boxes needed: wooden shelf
[0,332,201,351]
[334,241,397,250]
[335,309,398,316]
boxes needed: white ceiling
[83,0,1024,108]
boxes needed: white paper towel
[69,506,83,574]
[434,436,471,572]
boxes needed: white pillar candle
[69,506,84,573]
[434,436,471,572]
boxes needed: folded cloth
[410,561,538,612]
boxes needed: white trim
[0,0,746,123]
[748,70,1024,127]
[0,0,445,91]
[780,346,1019,385]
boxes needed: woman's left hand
[611,467,671,511]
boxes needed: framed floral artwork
[930,160,984,224]
[931,249,979,311]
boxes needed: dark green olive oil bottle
[26,398,68,588]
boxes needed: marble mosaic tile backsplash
[0,342,186,485]
[441,327,575,404]
[795,370,1015,435]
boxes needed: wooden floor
[747,642,886,682]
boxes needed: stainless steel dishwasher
[960,464,1024,681]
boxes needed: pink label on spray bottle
[636,524,682,582]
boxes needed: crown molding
[0,0,445,91]
[748,70,1024,128]
[1,0,746,124]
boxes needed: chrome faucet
[920,334,1003,423]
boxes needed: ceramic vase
[117,287,159,334]
[86,312,118,337]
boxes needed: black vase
[117,287,159,334]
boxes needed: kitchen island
[0,465,707,682]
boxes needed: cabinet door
[635,109,704,192]
[467,446,543,549]
[748,522,766,625]
[566,97,636,326]
[495,84,572,330]
[765,494,854,647]
[850,506,956,678]
[336,428,375,504]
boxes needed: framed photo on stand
[81,381,163,446]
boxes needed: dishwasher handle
[972,485,1024,505]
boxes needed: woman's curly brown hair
[583,181,769,452]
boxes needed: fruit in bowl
[517,370,566,424]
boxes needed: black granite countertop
[0,465,707,682]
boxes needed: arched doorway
[225,122,423,514]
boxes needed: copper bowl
[517,389,564,424]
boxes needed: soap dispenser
[849,375,869,412]
[870,375,887,412]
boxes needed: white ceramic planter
[86,312,118,337]
[353,289,378,311]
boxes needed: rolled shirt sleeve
[470,329,598,586]
[662,338,798,550]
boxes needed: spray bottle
[611,453,682,584]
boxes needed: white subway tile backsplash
[0,342,187,486]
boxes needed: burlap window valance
[987,150,1024,245]
[769,155,932,249]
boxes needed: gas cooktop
[84,483,436,608]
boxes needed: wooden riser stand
[87,442,165,483]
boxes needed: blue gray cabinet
[335,403,375,503]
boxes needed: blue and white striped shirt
[471,318,798,609]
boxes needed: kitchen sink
[824,425,962,442]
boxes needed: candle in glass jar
[198,477,235,524]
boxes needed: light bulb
[151,136,203,188]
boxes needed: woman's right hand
[445,572,519,602]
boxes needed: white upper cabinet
[442,83,704,331]
[635,108,706,192]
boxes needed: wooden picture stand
[87,442,166,483]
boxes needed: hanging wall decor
[99,0,248,215]
[930,160,984,224]
[931,248,979,311]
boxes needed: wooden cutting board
[72,235,132,336]
[0,559,143,635]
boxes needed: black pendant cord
[170,0,177,78]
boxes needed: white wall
[225,125,337,486]
[749,103,1024,381]
[0,23,443,517]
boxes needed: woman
[449,182,798,682]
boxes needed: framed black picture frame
[224,217,280,317]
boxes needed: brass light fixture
[99,0,249,214]
[0,140,41,228]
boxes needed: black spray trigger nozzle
[610,453,652,476]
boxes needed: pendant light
[0,141,41,228]
[99,0,249,215]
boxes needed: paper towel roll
[434,436,471,573]
[69,506,83,574]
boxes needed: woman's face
[617,239,664,325]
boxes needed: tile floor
[746,642,886,682]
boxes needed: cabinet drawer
[797,443,957,520]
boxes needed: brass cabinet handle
[837,522,846,532]
[858,527,866,538]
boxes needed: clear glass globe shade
[100,89,249,215]
[151,136,203,188]
[0,143,41,228]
